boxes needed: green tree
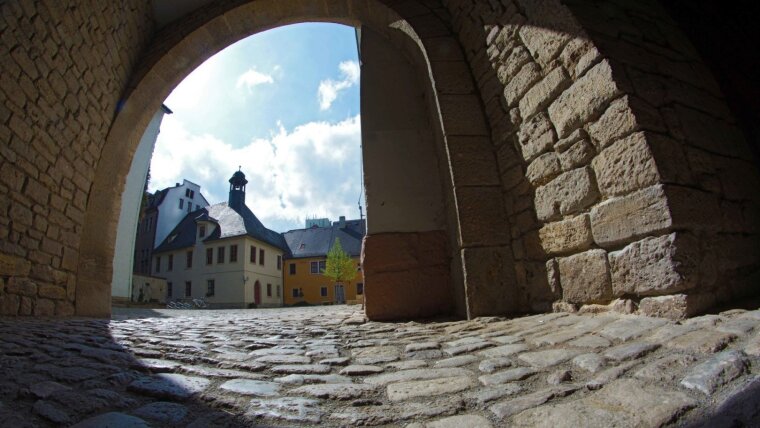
[322,238,355,284]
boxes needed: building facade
[152,170,287,308]
[283,217,365,306]
[133,179,210,277]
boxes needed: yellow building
[283,217,365,305]
[153,170,287,308]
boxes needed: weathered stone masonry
[1,0,759,320]
[443,0,760,318]
[0,1,153,316]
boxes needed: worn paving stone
[29,381,70,399]
[572,353,606,374]
[247,397,323,424]
[413,414,494,428]
[566,334,611,349]
[270,364,331,374]
[518,349,581,368]
[353,346,399,364]
[71,412,150,428]
[478,344,529,358]
[434,355,479,368]
[681,350,748,395]
[598,317,669,341]
[128,374,210,400]
[586,361,638,390]
[132,402,188,424]
[603,342,660,362]
[666,330,737,353]
[331,399,464,425]
[490,386,577,420]
[291,383,376,400]
[465,384,523,404]
[387,376,475,401]
[364,368,474,386]
[633,354,698,382]
[339,364,384,375]
[511,379,696,427]
[479,358,512,373]
[479,367,538,386]
[219,379,281,396]
[387,360,428,370]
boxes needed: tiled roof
[154,202,288,253]
[282,219,365,259]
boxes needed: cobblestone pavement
[1,305,760,427]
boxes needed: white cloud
[236,68,275,91]
[151,115,363,232]
[318,60,360,110]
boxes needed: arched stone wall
[442,0,760,318]
[1,0,759,320]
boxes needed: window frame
[259,248,265,266]
[217,246,225,264]
[167,254,173,271]
[230,244,238,263]
[186,250,193,268]
[206,248,213,265]
[207,279,215,297]
[289,263,296,275]
[155,256,160,273]
[250,245,256,263]
[179,199,184,209]
[267,283,272,297]
[357,282,364,295]
[276,255,281,270]
[199,224,206,238]
[320,286,328,297]
[185,281,191,297]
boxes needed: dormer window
[199,224,206,238]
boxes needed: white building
[111,105,171,303]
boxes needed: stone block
[55,300,75,316]
[6,278,38,297]
[456,186,510,246]
[0,252,32,276]
[538,214,593,255]
[518,25,572,68]
[38,284,67,300]
[34,298,55,316]
[554,128,588,152]
[364,266,453,321]
[362,231,448,275]
[517,112,556,162]
[519,67,570,120]
[535,167,599,221]
[647,133,694,186]
[557,139,595,171]
[549,60,623,138]
[609,233,699,297]
[448,137,500,186]
[639,293,715,320]
[525,152,561,186]
[0,293,20,315]
[438,94,489,136]
[557,249,612,304]
[496,47,531,85]
[546,258,560,296]
[504,62,541,107]
[592,132,660,197]
[590,185,671,247]
[462,246,517,317]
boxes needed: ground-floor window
[267,283,272,297]
[207,279,215,297]
[185,281,192,297]
[167,282,172,298]
[320,286,328,297]
[276,285,281,297]
[292,288,299,298]
[357,282,364,295]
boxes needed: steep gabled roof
[282,219,365,259]
[154,202,288,253]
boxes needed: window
[179,199,184,209]
[320,287,328,297]
[185,188,195,199]
[155,256,160,273]
[206,248,213,265]
[230,245,238,262]
[267,283,272,297]
[357,283,364,295]
[292,288,299,298]
[289,263,296,275]
[207,279,215,297]
[259,249,265,265]
[185,281,191,297]
[217,246,225,264]
[310,260,326,274]
[186,250,193,268]
[168,254,173,271]
[167,282,172,298]
[250,246,256,263]
[199,225,206,238]
[276,255,281,270]
[196,204,201,211]
[276,285,281,297]
[187,201,192,212]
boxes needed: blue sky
[150,23,364,232]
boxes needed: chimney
[339,216,346,229]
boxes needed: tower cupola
[228,167,248,211]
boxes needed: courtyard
[1,305,759,426]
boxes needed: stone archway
[2,0,759,321]
[75,0,506,319]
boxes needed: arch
[76,0,504,319]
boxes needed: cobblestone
[2,305,760,426]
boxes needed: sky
[149,23,363,233]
